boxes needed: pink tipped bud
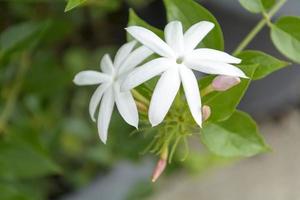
[212,75,241,92]
[202,105,211,121]
[152,158,167,182]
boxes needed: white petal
[183,21,214,52]
[188,48,241,64]
[100,54,115,75]
[121,58,173,91]
[97,88,114,144]
[179,66,202,127]
[126,26,175,58]
[73,70,110,85]
[164,21,184,56]
[114,41,137,69]
[149,68,180,126]
[185,59,247,78]
[114,84,138,128]
[118,45,153,75]
[89,83,110,122]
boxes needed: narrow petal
[89,83,110,122]
[100,54,115,75]
[185,59,247,78]
[164,21,184,56]
[97,88,114,144]
[121,58,173,91]
[179,66,202,127]
[114,40,137,69]
[73,70,110,85]
[118,45,153,75]
[114,84,138,128]
[183,21,214,52]
[149,68,180,126]
[126,26,175,58]
[188,48,241,64]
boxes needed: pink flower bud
[202,105,211,121]
[212,75,241,92]
[151,158,167,182]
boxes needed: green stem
[132,89,150,106]
[233,0,287,55]
[0,53,30,134]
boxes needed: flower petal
[89,83,110,122]
[188,48,241,64]
[185,59,247,78]
[118,45,153,75]
[121,58,173,91]
[73,70,110,85]
[179,66,202,127]
[100,54,115,75]
[126,26,175,58]
[164,21,184,56]
[183,21,214,52]
[149,68,180,126]
[97,87,114,144]
[114,84,138,128]
[114,40,137,69]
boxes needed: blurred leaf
[201,110,269,157]
[200,64,257,122]
[271,16,300,63]
[237,50,290,80]
[0,21,45,61]
[163,0,224,50]
[65,0,87,12]
[239,0,275,13]
[0,135,61,179]
[127,9,164,40]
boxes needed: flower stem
[132,89,150,106]
[233,0,287,56]
[0,53,30,134]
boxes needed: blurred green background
[0,0,158,199]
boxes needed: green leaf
[127,9,164,40]
[237,50,290,80]
[0,136,61,179]
[201,110,269,157]
[0,22,45,60]
[271,16,300,64]
[65,0,87,12]
[163,0,224,50]
[200,64,257,122]
[239,0,275,13]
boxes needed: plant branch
[233,0,287,55]
[0,52,30,134]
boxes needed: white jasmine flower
[123,21,247,127]
[73,41,152,143]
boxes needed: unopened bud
[151,158,167,182]
[202,105,211,121]
[212,75,240,92]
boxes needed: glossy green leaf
[163,0,224,50]
[200,64,257,122]
[65,0,87,12]
[271,16,300,63]
[0,22,45,60]
[127,9,164,40]
[201,110,269,157]
[239,0,275,13]
[237,50,289,80]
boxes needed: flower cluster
[73,20,247,144]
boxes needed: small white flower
[73,41,152,143]
[123,21,247,127]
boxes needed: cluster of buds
[151,75,241,182]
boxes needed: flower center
[176,57,184,64]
